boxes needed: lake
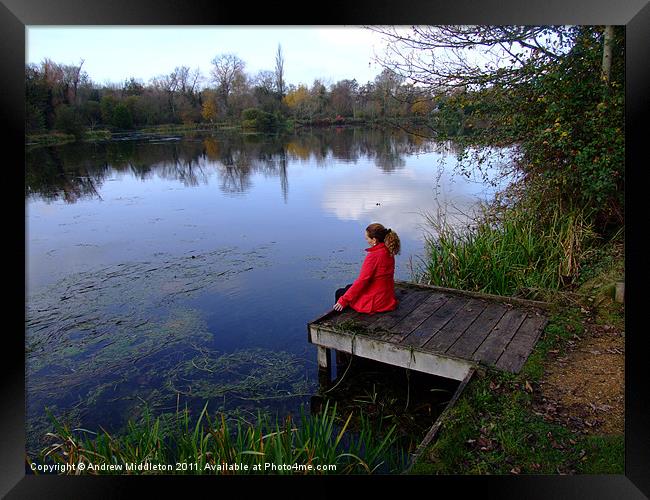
[25,126,510,457]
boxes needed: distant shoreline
[25,117,434,148]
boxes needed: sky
[26,26,405,88]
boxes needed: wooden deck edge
[401,366,477,474]
[394,280,553,311]
[307,308,339,342]
[309,325,476,381]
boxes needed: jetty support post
[317,346,332,389]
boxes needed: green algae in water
[25,244,319,458]
[27,344,318,457]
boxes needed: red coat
[336,242,399,314]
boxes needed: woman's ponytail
[366,223,401,256]
[384,228,401,256]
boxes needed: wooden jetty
[307,280,551,385]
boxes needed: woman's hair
[366,223,401,256]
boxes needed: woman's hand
[333,302,344,312]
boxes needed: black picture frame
[3,0,647,497]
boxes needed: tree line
[26,44,454,137]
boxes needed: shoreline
[25,117,434,148]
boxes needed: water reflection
[26,128,465,204]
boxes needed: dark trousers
[334,283,354,369]
[335,283,353,303]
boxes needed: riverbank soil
[533,316,624,437]
[411,242,624,474]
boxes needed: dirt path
[532,311,624,436]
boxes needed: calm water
[25,127,509,455]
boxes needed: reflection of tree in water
[26,145,108,203]
[217,164,253,194]
[202,135,290,199]
[26,128,462,203]
[156,145,210,187]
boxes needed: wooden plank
[394,280,553,310]
[307,308,340,342]
[446,302,509,359]
[309,325,475,381]
[325,287,412,329]
[386,293,450,342]
[350,287,411,327]
[399,296,470,349]
[495,313,548,373]
[365,289,432,333]
[422,298,488,353]
[402,366,476,474]
[308,308,340,327]
[326,308,363,327]
[471,308,529,365]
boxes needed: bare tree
[150,72,181,118]
[365,25,576,92]
[68,58,85,105]
[253,70,275,92]
[210,53,246,113]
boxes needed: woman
[334,223,401,314]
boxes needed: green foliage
[53,105,85,139]
[241,108,286,132]
[79,100,102,129]
[112,103,134,130]
[100,95,117,126]
[444,26,624,234]
[26,103,47,133]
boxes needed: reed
[417,203,597,298]
[35,400,405,474]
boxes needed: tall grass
[417,203,597,298]
[34,400,406,474]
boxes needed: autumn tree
[201,90,219,124]
[283,85,311,119]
